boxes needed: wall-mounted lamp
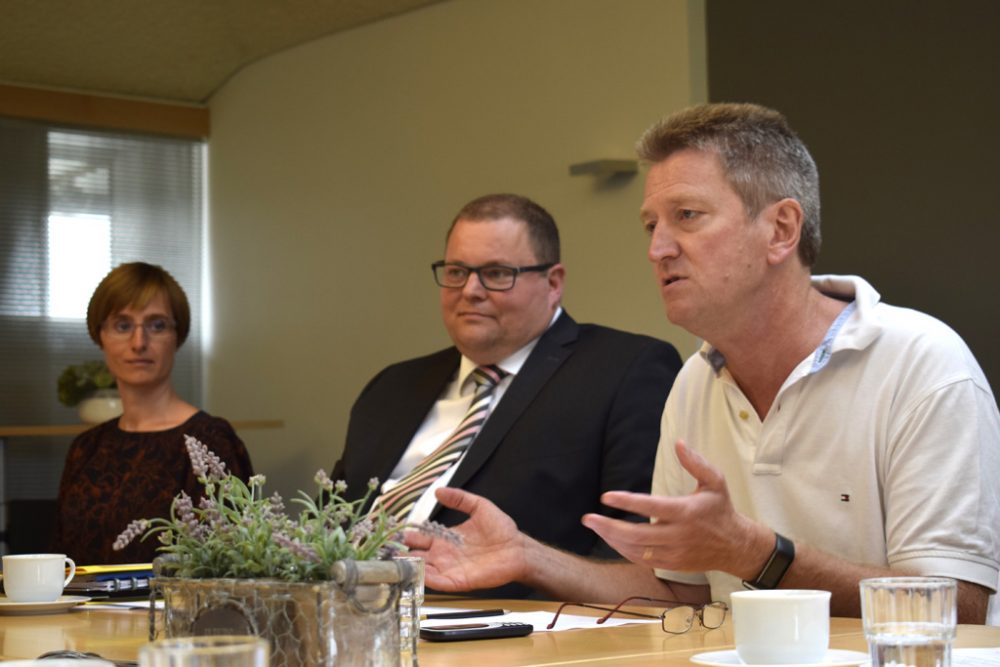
[568,159,638,178]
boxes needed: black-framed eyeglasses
[431,261,555,292]
[547,596,728,634]
[102,316,176,339]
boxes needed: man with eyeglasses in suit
[331,192,683,598]
[407,105,1000,624]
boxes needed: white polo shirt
[653,275,1000,622]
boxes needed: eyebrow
[112,313,172,321]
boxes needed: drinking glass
[860,577,957,667]
[395,556,425,667]
[139,636,269,667]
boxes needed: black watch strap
[743,532,795,590]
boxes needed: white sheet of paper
[95,603,661,631]
[955,648,1000,667]
[419,607,658,633]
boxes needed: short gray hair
[636,103,821,267]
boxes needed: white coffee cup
[1,553,76,602]
[731,589,831,664]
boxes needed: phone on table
[419,621,533,642]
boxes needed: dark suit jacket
[332,312,682,597]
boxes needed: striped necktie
[376,364,507,522]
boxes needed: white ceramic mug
[731,589,831,664]
[1,553,76,602]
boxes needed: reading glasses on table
[547,596,728,634]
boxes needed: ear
[764,198,803,266]
[546,263,566,307]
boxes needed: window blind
[0,115,205,501]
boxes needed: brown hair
[448,193,561,264]
[86,262,191,347]
[637,103,821,267]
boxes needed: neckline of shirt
[456,306,562,394]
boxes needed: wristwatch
[743,532,795,590]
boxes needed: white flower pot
[77,388,123,424]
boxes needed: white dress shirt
[382,307,562,523]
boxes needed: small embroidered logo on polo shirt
[840,493,850,502]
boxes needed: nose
[129,325,149,350]
[647,223,680,264]
[460,270,488,299]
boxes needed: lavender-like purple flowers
[113,519,149,551]
[111,434,456,581]
[184,434,228,480]
[273,533,321,563]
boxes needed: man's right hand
[403,487,528,592]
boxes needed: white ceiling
[0,0,446,104]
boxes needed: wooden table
[1,598,999,666]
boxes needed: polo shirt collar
[700,274,884,376]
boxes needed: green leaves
[115,436,407,581]
[57,359,116,406]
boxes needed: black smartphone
[419,621,533,642]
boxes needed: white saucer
[690,649,868,667]
[0,595,91,615]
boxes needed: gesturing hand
[581,440,766,575]
[404,487,528,592]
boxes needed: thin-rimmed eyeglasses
[547,596,728,634]
[102,316,176,339]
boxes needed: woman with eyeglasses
[53,262,253,565]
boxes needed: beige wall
[206,0,706,502]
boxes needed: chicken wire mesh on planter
[150,559,420,667]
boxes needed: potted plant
[116,436,441,667]
[57,360,122,423]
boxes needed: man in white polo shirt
[408,103,1000,624]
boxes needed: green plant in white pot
[57,360,121,423]
[117,435,445,667]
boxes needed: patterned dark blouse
[53,411,254,565]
